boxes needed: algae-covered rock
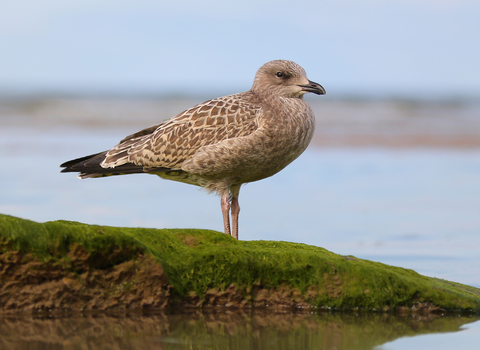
[1,213,479,314]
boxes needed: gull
[61,60,325,239]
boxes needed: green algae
[1,213,480,313]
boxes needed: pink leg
[231,195,240,240]
[221,192,231,236]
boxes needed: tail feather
[60,152,107,170]
[60,151,174,178]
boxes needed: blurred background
[1,0,479,97]
[1,1,479,286]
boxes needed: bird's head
[251,60,326,99]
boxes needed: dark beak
[298,80,326,95]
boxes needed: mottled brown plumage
[61,60,325,239]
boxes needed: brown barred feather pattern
[61,60,326,239]
[102,94,261,170]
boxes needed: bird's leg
[231,195,240,240]
[221,192,231,236]
[230,185,241,240]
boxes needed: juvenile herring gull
[60,60,325,239]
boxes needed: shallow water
[0,310,479,350]
[1,98,480,348]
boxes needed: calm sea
[1,97,479,349]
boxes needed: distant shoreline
[1,97,479,149]
[312,134,480,149]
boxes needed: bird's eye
[276,72,283,78]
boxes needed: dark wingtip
[60,151,108,173]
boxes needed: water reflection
[0,310,478,350]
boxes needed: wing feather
[101,93,261,170]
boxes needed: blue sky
[1,0,479,98]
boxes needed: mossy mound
[1,213,479,314]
